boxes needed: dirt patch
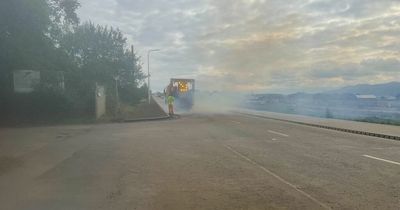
[0,156,23,175]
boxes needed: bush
[0,89,73,124]
[119,84,147,106]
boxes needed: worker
[167,95,175,116]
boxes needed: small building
[356,95,377,108]
[383,96,396,101]
[356,95,377,100]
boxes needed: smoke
[187,91,245,114]
[244,92,400,124]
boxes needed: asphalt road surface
[0,113,399,210]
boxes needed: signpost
[13,70,40,93]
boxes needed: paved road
[0,114,399,210]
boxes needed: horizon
[191,81,400,95]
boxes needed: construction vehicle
[169,78,195,110]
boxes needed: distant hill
[327,82,400,96]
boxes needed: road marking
[225,145,331,210]
[272,138,278,141]
[232,121,241,124]
[371,147,400,150]
[363,155,400,166]
[268,130,289,137]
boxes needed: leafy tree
[0,0,80,93]
[62,22,126,84]
[0,0,80,122]
[0,0,50,87]
[61,22,145,113]
[0,0,145,122]
[48,0,80,42]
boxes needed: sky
[77,0,400,94]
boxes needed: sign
[13,70,40,93]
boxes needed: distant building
[383,96,396,101]
[356,95,377,99]
[356,95,377,108]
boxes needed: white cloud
[78,0,400,93]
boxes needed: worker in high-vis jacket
[167,95,175,116]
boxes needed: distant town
[244,82,400,125]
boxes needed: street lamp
[147,49,161,104]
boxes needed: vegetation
[354,117,400,126]
[0,0,146,124]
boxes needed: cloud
[77,0,400,93]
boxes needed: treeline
[0,0,146,123]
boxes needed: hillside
[327,82,400,96]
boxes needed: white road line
[268,130,289,137]
[232,121,241,124]
[272,138,278,141]
[371,147,400,150]
[225,145,331,210]
[363,155,400,166]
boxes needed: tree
[0,0,51,81]
[0,0,80,122]
[0,0,80,92]
[0,0,145,121]
[48,0,80,42]
[61,22,126,84]
[61,22,145,113]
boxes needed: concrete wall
[95,84,106,119]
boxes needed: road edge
[123,116,170,123]
[235,111,400,141]
[122,96,170,123]
[151,95,169,116]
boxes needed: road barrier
[236,111,400,141]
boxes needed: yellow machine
[170,78,195,110]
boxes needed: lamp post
[147,49,161,104]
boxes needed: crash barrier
[235,111,400,141]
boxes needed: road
[0,113,399,209]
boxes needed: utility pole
[147,49,161,104]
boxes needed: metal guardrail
[235,112,400,141]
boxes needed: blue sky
[78,0,400,93]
